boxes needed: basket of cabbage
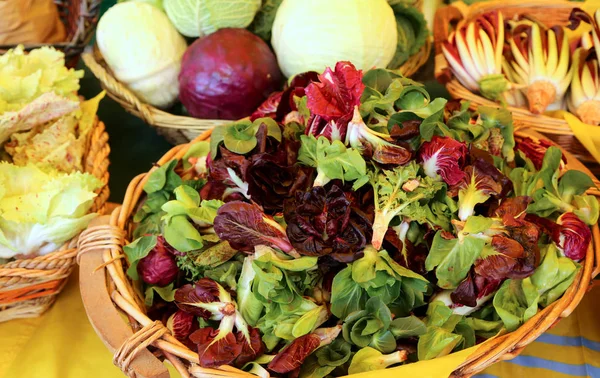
[78,62,598,378]
[82,0,430,144]
[0,46,110,322]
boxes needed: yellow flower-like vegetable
[442,11,511,101]
[506,22,573,114]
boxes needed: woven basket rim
[82,127,600,377]
[82,34,432,144]
[432,0,598,137]
[0,114,110,321]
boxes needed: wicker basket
[82,34,432,146]
[77,128,600,378]
[0,116,110,322]
[433,0,599,169]
[0,0,102,68]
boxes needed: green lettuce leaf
[0,163,101,258]
[493,278,540,332]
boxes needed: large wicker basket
[433,0,598,170]
[0,116,110,323]
[0,0,102,68]
[82,33,432,145]
[77,128,600,378]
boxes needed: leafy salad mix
[126,61,598,376]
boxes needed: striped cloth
[476,286,600,378]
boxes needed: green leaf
[144,160,180,194]
[193,240,238,268]
[362,69,403,93]
[417,326,463,360]
[133,211,164,239]
[573,195,600,225]
[558,170,595,203]
[478,106,515,161]
[210,125,227,159]
[454,320,476,349]
[224,121,258,155]
[400,97,447,119]
[388,3,429,69]
[348,347,406,375]
[237,257,264,326]
[248,0,283,41]
[292,305,329,338]
[253,117,282,142]
[182,141,210,170]
[299,339,352,378]
[204,260,241,289]
[144,283,176,307]
[298,135,368,187]
[531,244,578,307]
[425,231,486,289]
[331,266,368,319]
[123,236,157,281]
[174,185,200,207]
[390,315,427,338]
[163,215,203,253]
[493,278,540,331]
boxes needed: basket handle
[433,3,466,83]
[78,215,169,378]
[81,47,156,125]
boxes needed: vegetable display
[95,0,428,123]
[125,62,597,376]
[442,7,600,125]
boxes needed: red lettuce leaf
[190,327,242,368]
[305,62,365,140]
[167,310,199,350]
[515,137,566,170]
[419,135,468,186]
[214,201,293,253]
[276,71,320,121]
[251,91,283,121]
[268,333,322,374]
[234,326,265,367]
[174,279,222,319]
[451,270,502,307]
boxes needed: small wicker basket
[433,0,598,169]
[0,116,110,322]
[0,0,102,68]
[77,128,600,378]
[82,33,432,145]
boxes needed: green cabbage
[0,45,83,114]
[164,0,261,38]
[271,0,398,78]
[0,164,102,258]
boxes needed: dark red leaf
[284,185,366,260]
[419,136,468,185]
[234,327,265,367]
[190,327,243,368]
[251,91,283,121]
[174,279,221,319]
[214,201,293,253]
[515,137,566,170]
[373,144,413,166]
[167,310,199,350]
[557,213,591,261]
[276,71,320,121]
[268,333,321,374]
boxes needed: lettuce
[0,164,101,258]
[0,45,83,114]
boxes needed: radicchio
[268,326,341,374]
[305,62,365,141]
[167,310,198,349]
[213,201,294,253]
[528,212,591,261]
[190,326,242,367]
[137,236,179,286]
[515,137,566,170]
[284,185,367,260]
[174,278,221,319]
[451,270,502,307]
[250,91,283,121]
[419,136,468,185]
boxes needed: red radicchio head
[419,136,468,185]
[137,236,179,286]
[516,137,566,170]
[556,213,591,261]
[284,185,367,261]
[246,137,314,213]
[305,62,365,141]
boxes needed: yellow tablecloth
[1,272,599,378]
